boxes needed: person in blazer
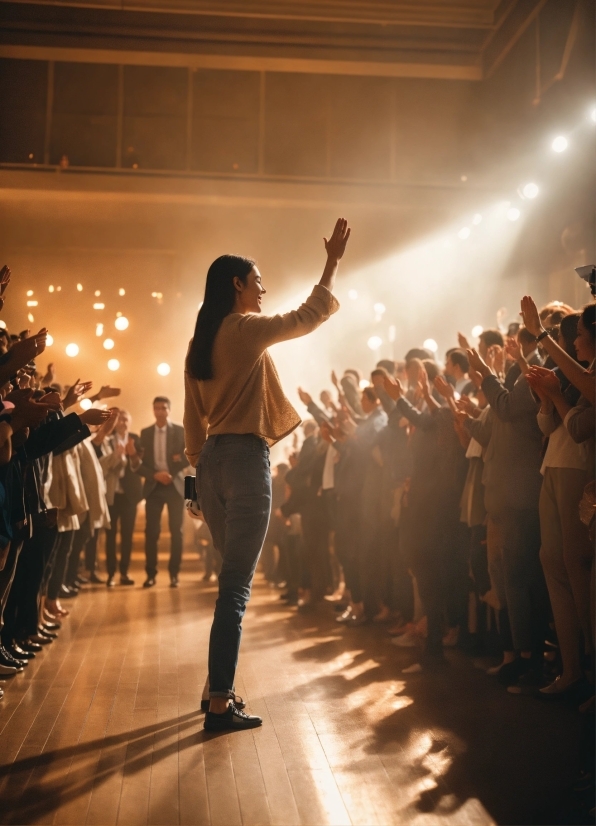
[131,397,188,588]
[100,410,143,587]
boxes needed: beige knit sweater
[184,284,339,466]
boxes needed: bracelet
[535,329,550,343]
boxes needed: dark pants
[47,530,74,600]
[106,493,138,577]
[144,484,184,579]
[335,495,362,602]
[198,434,271,698]
[3,527,55,643]
[66,516,92,585]
[0,541,23,633]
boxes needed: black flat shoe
[170,576,179,588]
[143,578,156,588]
[204,702,262,732]
[89,572,105,584]
[9,643,35,660]
[201,695,246,713]
[120,575,135,586]
[18,640,42,653]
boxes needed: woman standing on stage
[184,218,350,731]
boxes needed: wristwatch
[535,329,550,343]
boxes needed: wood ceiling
[0,0,548,79]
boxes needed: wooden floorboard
[0,550,585,826]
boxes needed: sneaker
[204,701,262,731]
[201,694,246,713]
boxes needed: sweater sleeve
[184,370,208,467]
[238,285,339,349]
[564,400,595,444]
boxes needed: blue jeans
[197,434,271,698]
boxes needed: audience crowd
[0,260,593,814]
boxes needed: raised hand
[319,420,333,443]
[324,218,351,262]
[0,265,11,310]
[457,395,478,417]
[62,379,93,410]
[526,366,561,397]
[79,408,112,426]
[0,329,48,376]
[457,331,470,350]
[382,374,403,401]
[467,348,491,379]
[96,385,121,401]
[9,389,52,431]
[487,344,504,374]
[434,375,455,401]
[297,387,313,407]
[520,295,542,337]
[38,391,62,411]
[505,336,521,362]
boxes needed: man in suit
[100,409,143,587]
[131,397,188,588]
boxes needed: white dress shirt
[154,424,169,473]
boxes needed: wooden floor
[0,554,584,826]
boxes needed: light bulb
[107,359,120,371]
[552,136,568,153]
[96,323,103,337]
[103,338,114,350]
[373,303,386,315]
[77,283,83,291]
[367,336,382,351]
[66,343,79,357]
[157,363,171,376]
[46,333,54,346]
[118,288,125,296]
[423,338,438,353]
[458,227,471,240]
[507,207,521,221]
[80,398,92,410]
[471,325,484,338]
[93,303,105,310]
[115,316,129,331]
[522,182,539,199]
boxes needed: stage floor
[0,559,584,825]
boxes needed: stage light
[103,338,114,350]
[79,398,92,411]
[115,316,129,331]
[471,325,484,338]
[46,334,53,346]
[96,323,103,336]
[48,285,54,293]
[26,300,38,307]
[26,290,33,296]
[552,136,568,153]
[367,336,382,351]
[118,288,125,296]
[95,290,101,297]
[373,303,386,315]
[458,227,471,240]
[522,182,539,199]
[66,343,79,357]
[472,214,482,225]
[423,338,438,353]
[157,362,171,376]
[77,283,83,291]
[28,313,34,323]
[507,207,521,221]
[107,359,120,371]
[348,289,358,300]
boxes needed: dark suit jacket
[107,432,144,505]
[135,421,188,499]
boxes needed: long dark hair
[186,255,255,380]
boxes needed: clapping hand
[520,295,542,337]
[8,389,52,431]
[434,375,455,401]
[0,265,11,311]
[505,336,521,362]
[324,218,351,262]
[526,366,561,398]
[487,344,504,375]
[80,408,112,426]
[95,385,121,401]
[456,395,478,418]
[382,374,404,401]
[467,348,491,379]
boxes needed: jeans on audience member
[198,434,271,699]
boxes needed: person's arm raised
[319,218,351,293]
[521,295,595,403]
